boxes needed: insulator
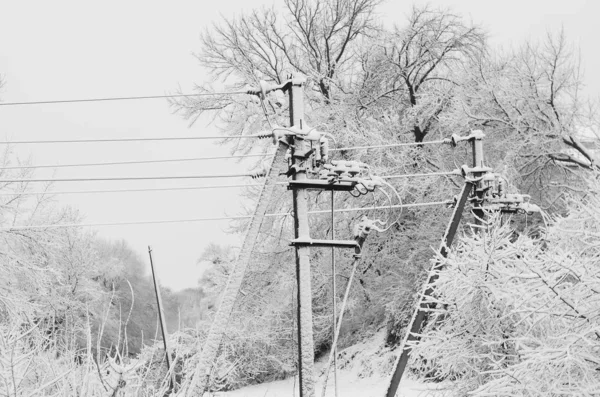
[445,131,485,147]
[347,164,361,177]
[313,141,322,165]
[450,133,461,147]
[497,178,505,197]
[246,80,271,100]
[318,170,330,180]
[353,216,386,239]
[353,217,369,239]
[250,171,266,179]
[256,131,273,140]
[319,137,329,163]
[333,164,347,176]
[249,166,267,179]
[256,129,284,145]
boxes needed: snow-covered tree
[410,174,600,396]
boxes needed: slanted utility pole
[189,127,289,396]
[288,75,317,397]
[148,246,174,388]
[385,180,473,397]
[385,132,485,397]
[386,130,540,396]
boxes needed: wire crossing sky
[0,91,248,106]
[0,201,453,231]
[0,152,275,169]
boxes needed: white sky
[0,0,597,291]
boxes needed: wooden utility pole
[470,130,486,226]
[189,142,289,395]
[385,181,473,397]
[148,246,174,388]
[385,130,490,396]
[330,191,339,397]
[288,75,317,397]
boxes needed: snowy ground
[218,374,447,397]
[215,330,451,397]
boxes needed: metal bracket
[460,164,493,178]
[247,76,307,99]
[483,194,541,214]
[289,238,360,249]
[287,180,357,191]
[484,203,541,214]
[445,130,486,147]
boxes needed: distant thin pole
[148,246,175,389]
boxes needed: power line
[0,134,264,145]
[0,200,453,231]
[0,136,448,148]
[382,170,461,179]
[0,183,264,196]
[0,173,454,191]
[0,91,248,107]
[0,152,275,170]
[330,140,447,151]
[307,200,453,215]
[0,216,253,230]
[0,173,261,183]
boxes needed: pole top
[471,130,485,140]
[288,74,307,86]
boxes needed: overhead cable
[0,136,448,148]
[382,170,461,179]
[0,134,265,145]
[0,173,261,183]
[0,173,454,186]
[0,173,457,190]
[0,201,453,231]
[330,140,446,151]
[307,201,453,215]
[1,152,275,170]
[0,183,264,196]
[0,91,248,107]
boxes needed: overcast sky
[0,0,596,291]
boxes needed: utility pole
[148,246,175,389]
[470,130,486,226]
[288,75,317,397]
[189,142,289,396]
[330,191,339,397]
[385,180,473,397]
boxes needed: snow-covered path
[220,375,445,397]
[215,330,450,397]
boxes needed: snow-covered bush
[410,176,600,395]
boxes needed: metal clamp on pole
[352,216,385,258]
[246,77,307,99]
[444,129,486,147]
[480,174,542,214]
[460,164,493,181]
[256,126,334,169]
